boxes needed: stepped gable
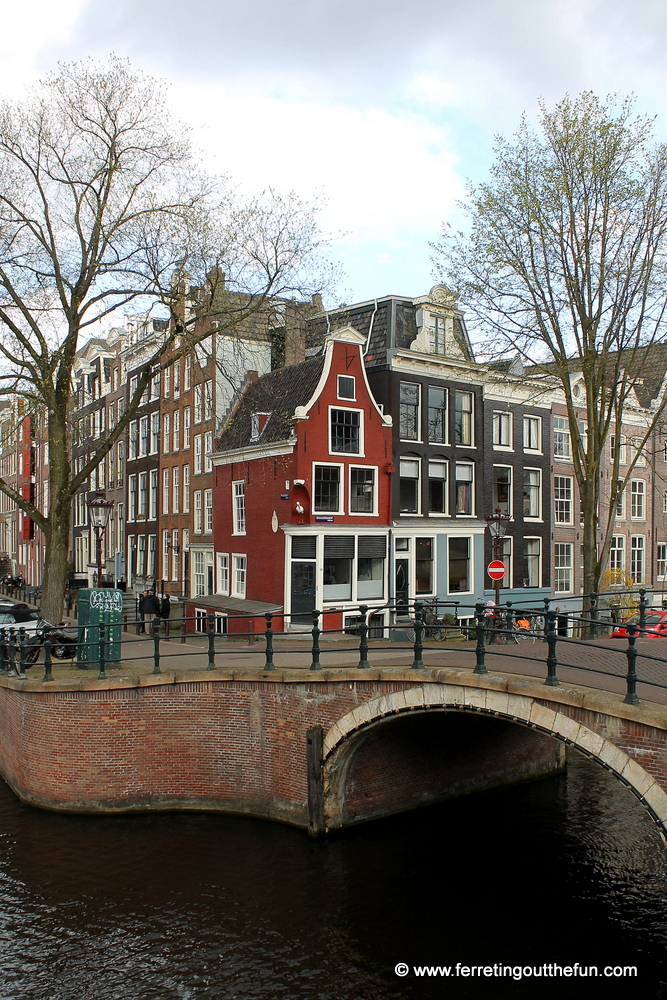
[217,354,326,451]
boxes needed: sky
[3,0,667,305]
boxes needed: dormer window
[251,412,271,441]
[337,375,355,400]
[429,314,446,354]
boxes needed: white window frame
[329,406,364,457]
[173,409,180,452]
[205,488,213,534]
[553,415,571,458]
[554,542,573,593]
[454,462,474,517]
[399,457,421,515]
[313,462,344,514]
[217,553,230,595]
[150,412,160,454]
[523,537,542,588]
[492,411,513,449]
[657,542,667,581]
[172,465,180,514]
[194,490,203,533]
[523,468,542,521]
[232,554,247,598]
[554,475,573,525]
[128,474,137,521]
[183,464,190,513]
[194,434,202,475]
[631,535,645,584]
[349,465,378,516]
[149,469,158,521]
[427,459,448,516]
[204,431,213,473]
[523,415,542,453]
[232,481,246,534]
[162,413,170,455]
[337,375,356,400]
[492,464,512,518]
[399,382,421,442]
[162,467,170,515]
[631,480,645,520]
[610,535,625,573]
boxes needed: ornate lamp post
[87,493,115,588]
[485,507,511,642]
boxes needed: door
[395,558,409,615]
[291,562,316,625]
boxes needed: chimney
[283,303,307,366]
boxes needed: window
[492,466,512,516]
[616,481,625,518]
[173,362,181,398]
[184,408,191,449]
[183,465,190,513]
[204,431,213,472]
[399,383,420,440]
[217,553,229,594]
[428,460,448,514]
[150,469,158,520]
[128,420,138,460]
[194,491,203,532]
[162,468,170,515]
[204,380,213,420]
[554,476,573,524]
[128,475,137,521]
[330,408,360,454]
[631,536,645,583]
[337,375,355,400]
[610,435,627,464]
[350,467,375,513]
[130,374,139,398]
[232,555,246,597]
[554,542,573,592]
[194,385,203,423]
[323,535,353,601]
[429,314,446,354]
[172,466,180,514]
[357,536,386,599]
[138,472,148,516]
[162,413,170,455]
[164,366,171,398]
[234,481,246,535]
[523,469,541,519]
[194,434,202,474]
[150,412,160,453]
[184,355,191,391]
[610,536,625,572]
[664,492,667,515]
[399,458,420,513]
[499,536,512,589]
[553,416,571,458]
[455,462,474,515]
[173,410,180,452]
[448,537,470,593]
[631,480,645,519]
[631,438,646,466]
[139,416,149,457]
[137,535,146,577]
[524,538,541,587]
[523,415,541,452]
[415,537,434,594]
[204,488,212,533]
[172,529,179,581]
[314,465,341,511]
[148,534,157,577]
[193,551,205,597]
[427,386,447,443]
[454,391,473,446]
[151,372,160,400]
[117,441,124,488]
[492,411,513,448]
[657,543,667,580]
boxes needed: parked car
[0,604,41,634]
[611,612,667,638]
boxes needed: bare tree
[0,57,333,622]
[433,92,667,600]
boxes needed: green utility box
[77,589,123,668]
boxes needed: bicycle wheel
[404,627,416,643]
[513,626,536,644]
[431,628,447,641]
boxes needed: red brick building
[208,328,394,633]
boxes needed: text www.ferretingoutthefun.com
[393,962,638,981]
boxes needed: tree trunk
[580,474,600,633]
[40,406,72,625]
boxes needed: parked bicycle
[403,602,458,642]
[511,613,544,644]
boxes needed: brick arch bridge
[0,666,666,842]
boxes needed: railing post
[98,622,107,680]
[207,613,216,671]
[180,615,187,643]
[624,621,640,705]
[310,610,321,671]
[17,628,26,678]
[505,600,513,642]
[263,613,275,670]
[474,601,487,674]
[411,602,424,670]
[589,591,598,640]
[0,628,6,674]
[544,610,559,686]
[639,588,647,634]
[42,629,53,683]
[358,605,370,669]
[152,617,161,674]
[7,628,17,676]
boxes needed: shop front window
[415,537,433,594]
[449,536,470,592]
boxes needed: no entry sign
[487,560,506,580]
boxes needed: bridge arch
[321,683,667,839]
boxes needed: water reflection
[0,752,665,999]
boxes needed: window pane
[314,466,340,510]
[330,409,360,453]
[323,557,352,600]
[350,468,374,512]
[448,537,470,592]
[399,383,420,440]
[415,537,433,593]
[427,387,447,443]
[454,392,473,445]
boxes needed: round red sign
[487,560,506,580]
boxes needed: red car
[611,611,667,638]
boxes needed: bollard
[639,588,647,635]
[43,632,53,683]
[152,617,161,674]
[264,613,275,671]
[180,616,187,643]
[624,622,640,705]
[505,601,513,642]
[474,601,487,675]
[411,602,424,670]
[98,622,107,680]
[310,610,321,671]
[544,610,559,686]
[248,617,255,647]
[17,628,26,678]
[207,613,216,671]
[358,605,370,669]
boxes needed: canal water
[0,752,665,1000]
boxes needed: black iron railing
[0,591,664,708]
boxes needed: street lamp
[88,493,114,589]
[485,507,511,637]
